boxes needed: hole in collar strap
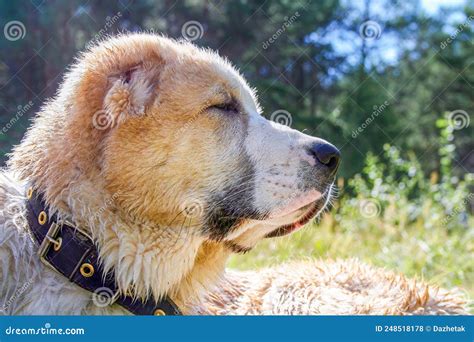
[80,263,95,278]
[38,211,48,225]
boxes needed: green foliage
[230,124,474,308]
[345,115,473,231]
[0,1,472,178]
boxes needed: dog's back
[198,259,469,315]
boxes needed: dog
[198,259,468,315]
[0,33,467,315]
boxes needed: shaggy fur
[197,260,468,315]
[0,33,468,315]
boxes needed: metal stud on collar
[27,188,183,316]
[154,309,166,316]
[38,211,48,225]
[80,263,95,278]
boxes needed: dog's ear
[103,63,160,126]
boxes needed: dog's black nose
[309,142,341,173]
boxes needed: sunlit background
[0,0,472,309]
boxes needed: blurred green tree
[0,0,472,178]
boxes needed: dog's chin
[223,186,333,253]
[264,187,333,238]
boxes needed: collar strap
[25,187,182,316]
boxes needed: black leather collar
[25,187,182,316]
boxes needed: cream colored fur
[0,33,469,315]
[197,260,468,315]
[0,174,469,314]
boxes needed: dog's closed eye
[209,102,239,114]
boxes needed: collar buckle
[29,189,182,315]
[37,220,62,269]
[37,219,92,269]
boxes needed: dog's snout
[308,142,340,173]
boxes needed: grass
[229,208,473,300]
[229,134,474,313]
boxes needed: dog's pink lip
[269,190,321,219]
[265,195,328,238]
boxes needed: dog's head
[98,34,340,250]
[10,33,339,301]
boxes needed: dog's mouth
[265,189,331,238]
[219,185,334,252]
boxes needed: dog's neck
[9,164,230,312]
[78,183,230,309]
